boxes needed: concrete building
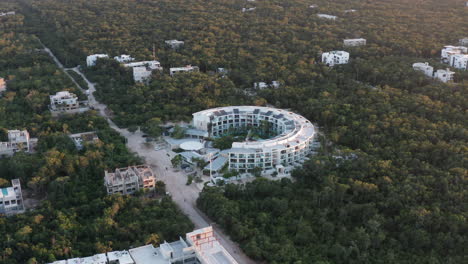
[343,38,366,47]
[254,81,280,90]
[170,65,199,76]
[0,77,6,94]
[0,179,24,215]
[50,227,238,264]
[68,132,99,150]
[0,130,32,157]
[192,106,316,174]
[322,51,350,66]
[441,46,467,63]
[49,91,89,115]
[433,68,455,83]
[460,38,468,46]
[165,40,185,49]
[344,9,357,13]
[124,60,163,82]
[86,54,109,67]
[0,11,15,16]
[317,14,337,20]
[309,4,318,8]
[448,54,468,70]
[242,7,256,12]
[114,54,135,63]
[413,62,434,77]
[104,165,156,195]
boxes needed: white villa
[49,226,238,264]
[114,54,135,63]
[0,130,32,157]
[0,11,15,16]
[104,165,156,195]
[254,81,280,90]
[0,179,24,215]
[448,54,468,70]
[68,132,99,150]
[170,65,199,76]
[86,54,109,67]
[433,69,455,83]
[124,60,163,82]
[343,38,366,47]
[322,51,350,66]
[49,91,89,115]
[441,46,467,63]
[317,14,337,20]
[413,62,434,78]
[165,40,185,49]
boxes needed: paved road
[42,42,256,264]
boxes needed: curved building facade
[192,106,316,173]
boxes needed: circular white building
[192,106,316,173]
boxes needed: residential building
[0,130,31,157]
[170,65,199,76]
[49,91,89,115]
[0,179,24,215]
[448,54,468,70]
[441,46,467,63]
[242,7,256,12]
[322,51,350,66]
[68,132,99,150]
[124,60,163,82]
[104,165,156,195]
[343,38,366,47]
[86,54,109,67]
[0,77,6,94]
[317,14,337,20]
[50,227,238,264]
[217,68,228,75]
[192,106,316,174]
[0,11,15,16]
[254,81,280,90]
[460,38,468,46]
[165,40,185,49]
[433,69,455,83]
[344,9,357,13]
[309,4,318,8]
[114,54,135,63]
[413,62,434,77]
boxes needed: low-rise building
[317,14,337,20]
[124,61,163,82]
[69,132,99,150]
[86,54,109,67]
[254,81,280,90]
[0,11,15,16]
[413,62,434,77]
[0,77,6,94]
[343,38,366,47]
[344,9,357,13]
[433,68,455,83]
[242,7,256,12]
[0,179,24,215]
[0,130,32,157]
[49,227,238,264]
[170,65,199,76]
[322,51,349,66]
[309,4,318,8]
[114,54,135,63]
[49,91,89,115]
[104,165,156,195]
[441,46,467,63]
[448,54,468,70]
[460,38,468,46]
[165,40,185,49]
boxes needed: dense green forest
[0,6,193,263]
[0,0,467,263]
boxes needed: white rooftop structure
[322,51,350,66]
[317,14,337,20]
[413,62,434,78]
[86,54,109,67]
[344,9,357,13]
[433,68,455,83]
[242,7,256,12]
[170,65,199,76]
[343,38,366,47]
[180,141,204,151]
[0,130,31,157]
[254,81,280,90]
[68,131,99,150]
[81,253,107,264]
[107,251,135,264]
[165,40,185,49]
[0,11,15,16]
[114,54,135,63]
[49,91,89,114]
[124,61,163,82]
[309,4,318,8]
[0,179,24,215]
[460,38,468,46]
